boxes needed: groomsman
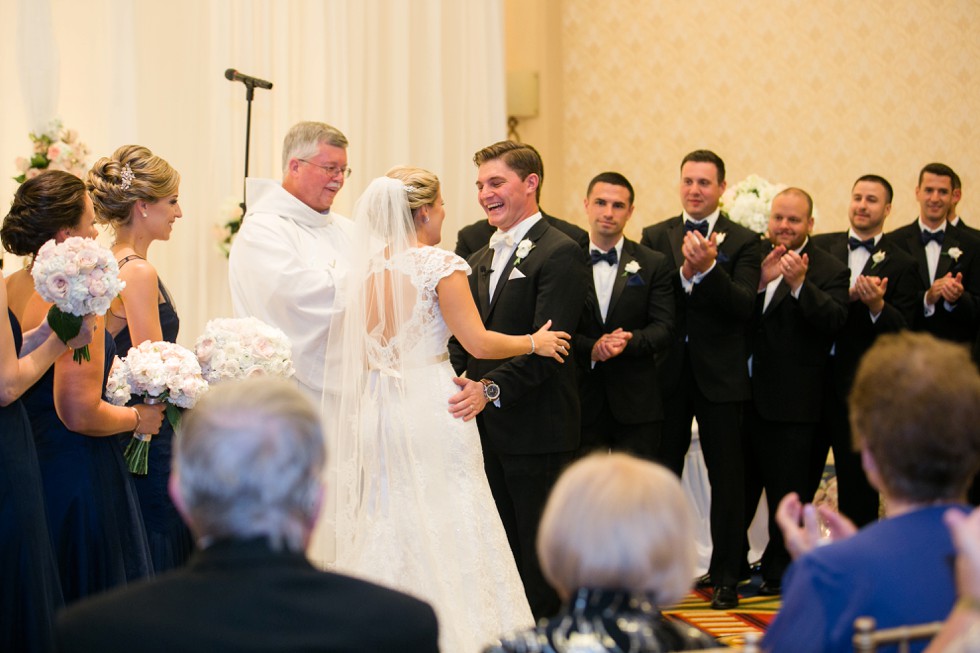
[447,141,588,619]
[888,163,980,347]
[640,150,761,609]
[574,172,674,459]
[810,175,921,527]
[454,143,588,259]
[744,188,849,594]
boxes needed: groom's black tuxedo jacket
[449,218,589,454]
[810,232,921,399]
[640,214,761,403]
[574,238,674,425]
[749,241,849,423]
[56,538,439,653]
[888,220,980,345]
[454,210,589,260]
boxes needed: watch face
[484,382,500,401]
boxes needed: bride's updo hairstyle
[386,165,439,215]
[1,170,88,257]
[87,144,180,227]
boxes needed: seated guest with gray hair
[55,377,439,653]
[484,452,718,652]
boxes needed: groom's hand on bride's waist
[449,377,488,422]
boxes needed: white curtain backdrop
[0,0,506,347]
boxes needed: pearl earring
[422,216,430,224]
[142,211,148,218]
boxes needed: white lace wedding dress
[331,245,533,653]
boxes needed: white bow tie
[489,230,515,251]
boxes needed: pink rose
[88,277,107,296]
[47,144,62,160]
[25,168,41,180]
[44,273,71,300]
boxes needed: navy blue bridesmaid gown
[113,263,194,572]
[22,324,152,604]
[0,311,63,652]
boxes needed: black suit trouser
[579,399,662,461]
[481,442,572,621]
[743,405,817,584]
[656,349,745,587]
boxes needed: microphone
[224,68,273,90]
[480,266,494,278]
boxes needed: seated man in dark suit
[574,171,674,460]
[56,377,439,653]
[765,332,980,653]
[454,143,588,259]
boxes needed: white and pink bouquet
[195,317,295,384]
[31,237,125,363]
[106,340,209,475]
[14,119,91,183]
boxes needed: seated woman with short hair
[484,452,718,652]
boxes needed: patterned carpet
[663,578,780,647]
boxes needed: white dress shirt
[488,212,543,298]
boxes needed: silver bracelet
[527,333,535,354]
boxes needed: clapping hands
[775,492,857,560]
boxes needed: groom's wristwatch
[480,378,500,402]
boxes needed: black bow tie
[848,236,876,252]
[590,248,618,266]
[921,229,945,246]
[684,220,709,237]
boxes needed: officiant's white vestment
[228,178,352,401]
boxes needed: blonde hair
[385,165,440,212]
[87,144,180,227]
[538,453,696,605]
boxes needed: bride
[320,167,569,652]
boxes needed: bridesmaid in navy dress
[0,181,96,651]
[1,171,165,604]
[89,145,195,571]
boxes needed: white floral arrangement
[194,317,295,384]
[514,238,535,265]
[720,174,786,234]
[107,341,209,474]
[214,196,245,258]
[31,237,125,363]
[13,119,90,183]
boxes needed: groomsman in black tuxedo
[744,188,849,594]
[448,141,588,619]
[888,163,980,347]
[947,169,979,236]
[454,143,588,259]
[640,150,761,609]
[574,172,674,459]
[810,175,921,527]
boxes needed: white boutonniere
[946,246,964,262]
[871,250,886,268]
[622,260,641,277]
[714,232,727,246]
[514,238,535,265]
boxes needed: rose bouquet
[195,317,295,384]
[106,341,209,475]
[13,119,91,183]
[31,237,125,363]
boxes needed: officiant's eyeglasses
[299,159,352,179]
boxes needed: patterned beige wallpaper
[507,0,980,240]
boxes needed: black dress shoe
[695,572,713,589]
[711,585,739,610]
[757,580,782,596]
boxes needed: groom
[448,141,588,619]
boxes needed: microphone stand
[238,81,256,217]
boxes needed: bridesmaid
[2,170,164,604]
[88,145,194,571]
[0,189,95,650]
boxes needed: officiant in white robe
[228,122,353,403]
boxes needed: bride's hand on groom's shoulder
[533,319,571,362]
